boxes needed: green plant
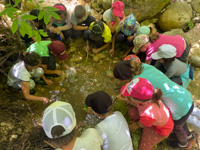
[0,0,61,43]
[183,21,194,31]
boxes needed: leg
[170,76,183,86]
[32,67,44,81]
[139,126,164,150]
[125,37,133,47]
[115,33,125,43]
[72,29,83,38]
[83,30,91,41]
[62,28,73,39]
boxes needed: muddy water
[33,43,122,132]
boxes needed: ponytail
[130,60,143,76]
[149,33,160,43]
[152,88,163,107]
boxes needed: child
[84,21,112,54]
[103,1,124,34]
[71,4,95,38]
[134,24,157,37]
[27,40,67,76]
[110,14,140,56]
[121,77,174,150]
[18,9,45,45]
[85,91,133,150]
[113,60,196,149]
[133,33,189,64]
[42,101,103,150]
[151,44,192,88]
[7,52,51,103]
[46,3,72,40]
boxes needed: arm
[21,81,49,103]
[110,32,118,56]
[41,75,52,85]
[57,11,72,31]
[92,42,111,54]
[107,18,120,34]
[73,24,89,31]
[41,64,62,76]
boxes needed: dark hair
[149,33,160,43]
[19,52,41,66]
[54,3,67,16]
[30,9,40,22]
[48,125,76,147]
[163,57,176,66]
[74,5,86,19]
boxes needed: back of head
[42,101,76,139]
[92,21,105,34]
[74,4,86,19]
[136,26,150,36]
[133,34,149,54]
[123,14,136,36]
[113,60,143,80]
[53,3,67,16]
[21,51,42,66]
[85,91,113,114]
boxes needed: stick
[44,140,56,149]
[86,50,89,61]
[91,72,98,86]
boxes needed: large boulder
[191,0,200,13]
[124,0,171,22]
[158,2,193,31]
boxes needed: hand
[55,70,62,76]
[121,54,128,60]
[109,48,114,56]
[45,79,53,85]
[51,27,60,34]
[42,97,49,103]
[129,121,139,132]
[127,35,134,42]
[92,48,99,54]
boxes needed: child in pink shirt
[120,77,174,150]
[133,34,189,64]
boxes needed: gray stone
[191,0,200,13]
[124,0,171,22]
[158,2,193,31]
[92,2,100,9]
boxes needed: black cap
[89,21,105,41]
[85,91,112,114]
[113,60,132,80]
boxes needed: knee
[116,33,125,43]
[33,67,44,78]
[83,30,91,40]
[128,107,140,121]
[29,79,35,90]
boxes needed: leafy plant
[0,0,61,43]
[183,21,194,31]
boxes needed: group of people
[6,0,200,150]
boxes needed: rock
[96,0,102,5]
[191,0,200,13]
[125,0,171,22]
[72,56,83,63]
[188,55,200,67]
[158,2,193,31]
[163,28,191,45]
[91,9,102,20]
[186,23,200,44]
[68,46,76,53]
[93,53,106,62]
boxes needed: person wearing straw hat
[42,101,103,150]
[84,21,112,54]
[27,40,67,76]
[85,91,133,150]
[120,77,174,150]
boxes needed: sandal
[167,140,192,149]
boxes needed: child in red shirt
[120,77,174,150]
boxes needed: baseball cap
[151,44,177,60]
[112,1,124,18]
[133,34,149,53]
[89,21,105,42]
[113,60,132,80]
[121,77,153,100]
[135,26,150,36]
[42,101,76,139]
[48,41,67,60]
[85,91,113,114]
[53,4,66,11]
[123,54,141,63]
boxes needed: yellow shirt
[89,22,112,43]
